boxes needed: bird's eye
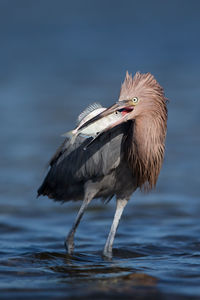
[132,97,139,104]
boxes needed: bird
[37,71,168,258]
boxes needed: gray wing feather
[38,122,131,201]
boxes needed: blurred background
[0,0,200,299]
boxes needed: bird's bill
[100,100,135,130]
[78,100,134,131]
[97,100,134,118]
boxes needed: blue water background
[0,1,200,299]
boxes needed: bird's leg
[103,198,128,258]
[65,187,96,255]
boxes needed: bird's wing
[37,122,131,200]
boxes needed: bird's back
[37,122,135,202]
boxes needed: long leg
[65,186,97,254]
[103,198,128,258]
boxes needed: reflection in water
[1,250,160,298]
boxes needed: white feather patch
[77,103,103,124]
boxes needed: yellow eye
[132,97,139,104]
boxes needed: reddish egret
[38,72,168,258]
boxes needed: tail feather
[37,181,47,198]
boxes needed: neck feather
[126,113,167,191]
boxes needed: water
[0,0,200,299]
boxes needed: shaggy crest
[122,71,168,191]
[119,71,166,103]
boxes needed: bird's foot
[102,247,113,260]
[65,237,74,255]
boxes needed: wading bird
[38,72,168,258]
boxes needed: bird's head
[79,71,167,133]
[98,71,167,125]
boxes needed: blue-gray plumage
[38,72,168,258]
[38,122,135,201]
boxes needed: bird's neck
[127,114,166,191]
